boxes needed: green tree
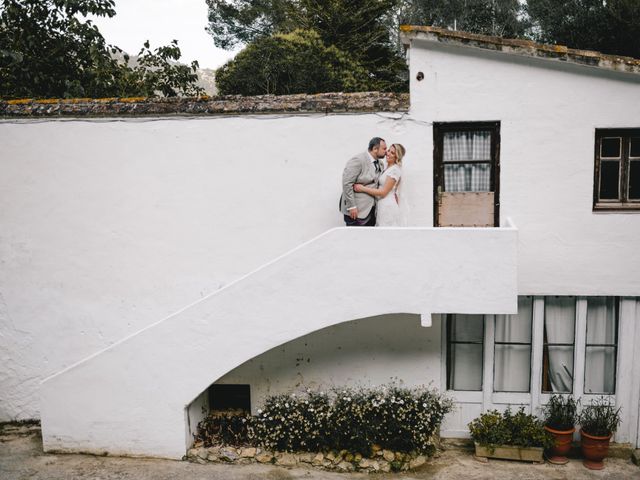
[207,0,408,93]
[527,0,640,58]
[0,0,203,99]
[400,0,528,38]
[216,29,371,95]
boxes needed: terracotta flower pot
[544,425,575,464]
[580,429,612,470]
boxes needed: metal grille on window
[443,131,491,192]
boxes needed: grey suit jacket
[339,151,380,217]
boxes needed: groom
[339,137,387,226]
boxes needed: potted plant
[468,408,553,463]
[579,397,621,470]
[541,395,578,464]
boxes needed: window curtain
[448,314,484,391]
[443,131,491,192]
[585,297,617,394]
[543,297,576,393]
[494,297,532,392]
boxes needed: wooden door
[434,122,500,227]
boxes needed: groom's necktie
[374,160,381,173]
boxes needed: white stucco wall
[214,313,443,412]
[2,33,640,454]
[39,226,516,458]
[0,114,431,422]
[408,39,640,295]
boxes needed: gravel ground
[1,423,639,480]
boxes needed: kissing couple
[339,137,407,227]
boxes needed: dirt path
[1,423,639,479]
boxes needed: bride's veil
[395,172,410,227]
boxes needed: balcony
[40,223,518,459]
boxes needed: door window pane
[444,164,491,192]
[585,297,618,394]
[494,345,531,392]
[542,297,576,393]
[447,314,484,391]
[599,160,620,200]
[443,131,491,161]
[449,344,483,391]
[494,296,532,392]
[495,297,532,343]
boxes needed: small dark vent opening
[209,384,251,413]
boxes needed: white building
[0,26,639,459]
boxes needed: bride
[354,143,406,226]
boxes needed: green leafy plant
[579,397,621,437]
[541,395,579,431]
[194,410,253,446]
[0,0,203,99]
[196,384,453,455]
[468,408,553,451]
[215,29,372,96]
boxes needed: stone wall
[0,92,409,117]
[186,444,428,473]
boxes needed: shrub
[468,408,553,450]
[579,397,621,437]
[541,395,579,431]
[196,384,453,455]
[251,390,332,452]
[329,385,453,455]
[194,410,252,446]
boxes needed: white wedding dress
[376,164,405,226]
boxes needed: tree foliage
[208,0,408,94]
[527,0,640,59]
[0,0,203,99]
[401,0,528,37]
[216,29,371,95]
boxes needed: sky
[91,0,238,69]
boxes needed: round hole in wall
[416,71,424,81]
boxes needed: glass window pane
[542,346,574,393]
[443,131,491,162]
[629,160,640,200]
[448,344,483,390]
[444,163,491,192]
[544,297,575,344]
[630,137,640,157]
[586,297,617,345]
[599,160,620,200]
[494,345,531,392]
[450,314,484,342]
[495,296,532,343]
[601,137,621,158]
[584,346,616,394]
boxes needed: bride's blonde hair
[393,143,406,165]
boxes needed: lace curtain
[443,131,491,192]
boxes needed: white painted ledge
[40,225,518,459]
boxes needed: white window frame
[440,297,638,444]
